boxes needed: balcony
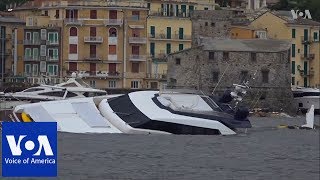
[301,36,313,44]
[145,73,167,80]
[84,36,103,43]
[46,40,59,45]
[84,55,102,61]
[301,54,315,60]
[129,55,147,61]
[46,56,59,61]
[149,10,190,18]
[129,37,147,44]
[104,19,123,26]
[64,18,83,26]
[24,56,39,61]
[149,34,192,41]
[24,40,41,45]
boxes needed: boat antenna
[211,62,230,95]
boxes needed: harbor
[0,116,319,179]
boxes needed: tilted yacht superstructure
[0,78,107,110]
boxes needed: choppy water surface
[1,116,319,180]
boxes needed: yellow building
[250,11,320,88]
[13,0,149,90]
[146,0,215,89]
[0,13,25,85]
[230,25,267,39]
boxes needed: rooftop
[200,38,291,52]
[0,16,25,24]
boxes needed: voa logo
[2,122,57,177]
[6,135,54,156]
[291,10,312,19]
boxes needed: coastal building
[166,38,295,112]
[23,25,61,83]
[250,11,320,88]
[0,13,25,86]
[146,0,215,89]
[12,0,150,90]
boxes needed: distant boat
[292,86,320,113]
[0,77,107,110]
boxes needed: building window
[209,52,214,60]
[292,77,295,85]
[314,32,318,41]
[211,22,215,27]
[223,52,229,61]
[40,45,46,56]
[262,70,269,83]
[90,10,97,19]
[90,45,96,58]
[132,11,140,20]
[251,53,257,62]
[69,44,77,54]
[68,62,77,71]
[132,29,140,37]
[150,26,155,38]
[90,27,96,37]
[89,80,96,88]
[150,43,155,57]
[132,62,139,73]
[204,7,209,10]
[48,64,58,76]
[166,27,171,39]
[25,32,31,40]
[33,32,39,43]
[240,71,249,83]
[292,29,296,38]
[24,64,31,75]
[48,48,59,60]
[291,44,295,57]
[40,29,46,40]
[166,43,171,54]
[109,45,116,55]
[109,80,116,88]
[27,17,33,26]
[292,61,295,74]
[33,48,39,60]
[131,81,139,89]
[178,28,184,39]
[109,28,117,37]
[70,27,77,36]
[55,10,59,19]
[205,22,208,26]
[179,44,184,51]
[212,71,219,83]
[175,58,181,65]
[24,48,31,58]
[109,63,116,73]
[48,32,58,44]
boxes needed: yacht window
[303,92,320,96]
[38,91,66,97]
[66,92,78,97]
[23,88,45,92]
[83,92,106,97]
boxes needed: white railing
[129,37,147,44]
[84,36,103,43]
[129,55,147,61]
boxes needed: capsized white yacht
[0,78,107,110]
[292,86,320,113]
[10,85,252,135]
